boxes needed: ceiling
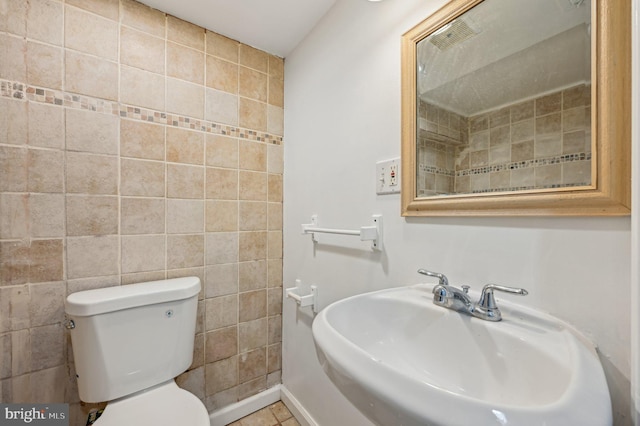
[418,0,591,116]
[137,0,337,58]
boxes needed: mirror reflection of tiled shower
[416,83,591,196]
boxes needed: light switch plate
[376,158,401,195]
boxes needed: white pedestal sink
[312,284,611,426]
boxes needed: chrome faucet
[418,269,528,322]
[417,269,449,286]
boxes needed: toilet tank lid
[65,277,201,317]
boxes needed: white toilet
[65,277,210,426]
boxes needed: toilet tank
[65,277,201,403]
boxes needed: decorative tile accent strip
[1,81,25,99]
[1,79,284,145]
[418,164,456,176]
[469,182,590,194]
[456,153,592,177]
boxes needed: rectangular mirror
[401,0,630,216]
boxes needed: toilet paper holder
[286,280,318,313]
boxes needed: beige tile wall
[0,0,284,424]
[416,84,591,195]
[456,84,591,193]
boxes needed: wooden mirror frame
[401,0,630,216]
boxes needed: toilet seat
[93,380,209,426]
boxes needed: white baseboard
[209,385,282,426]
[207,384,318,426]
[280,385,318,426]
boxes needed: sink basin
[312,284,611,426]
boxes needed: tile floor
[228,401,301,426]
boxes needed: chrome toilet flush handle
[63,316,75,329]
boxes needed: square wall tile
[120,26,165,74]
[168,15,204,51]
[66,109,118,155]
[238,348,266,383]
[121,0,165,38]
[29,282,65,327]
[205,295,237,331]
[205,356,237,395]
[0,242,30,286]
[66,0,119,20]
[28,103,64,149]
[0,286,30,332]
[0,0,27,36]
[167,234,204,269]
[66,195,118,236]
[167,199,204,234]
[239,231,266,262]
[205,200,238,232]
[65,5,118,61]
[120,158,164,197]
[268,315,282,344]
[1,99,28,146]
[206,32,238,63]
[205,326,237,363]
[0,34,26,81]
[30,324,65,371]
[167,78,204,119]
[0,194,29,239]
[34,207,67,251]
[205,231,238,265]
[66,152,118,195]
[238,201,266,231]
[238,318,267,352]
[266,144,283,175]
[120,119,165,161]
[239,171,266,201]
[268,77,284,108]
[120,65,165,111]
[121,197,165,235]
[121,235,166,274]
[239,98,266,132]
[239,45,268,73]
[239,67,267,103]
[67,235,119,279]
[206,135,238,169]
[167,164,204,199]
[239,140,266,172]
[204,263,238,297]
[238,260,267,292]
[267,174,282,203]
[28,149,64,193]
[206,168,238,200]
[267,103,283,136]
[167,42,204,85]
[205,88,238,126]
[65,50,117,101]
[206,56,238,93]
[26,41,63,89]
[267,259,283,288]
[29,239,64,283]
[166,127,204,165]
[26,0,63,46]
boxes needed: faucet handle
[417,269,449,286]
[474,283,528,321]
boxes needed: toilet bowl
[65,277,209,426]
[92,381,209,425]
